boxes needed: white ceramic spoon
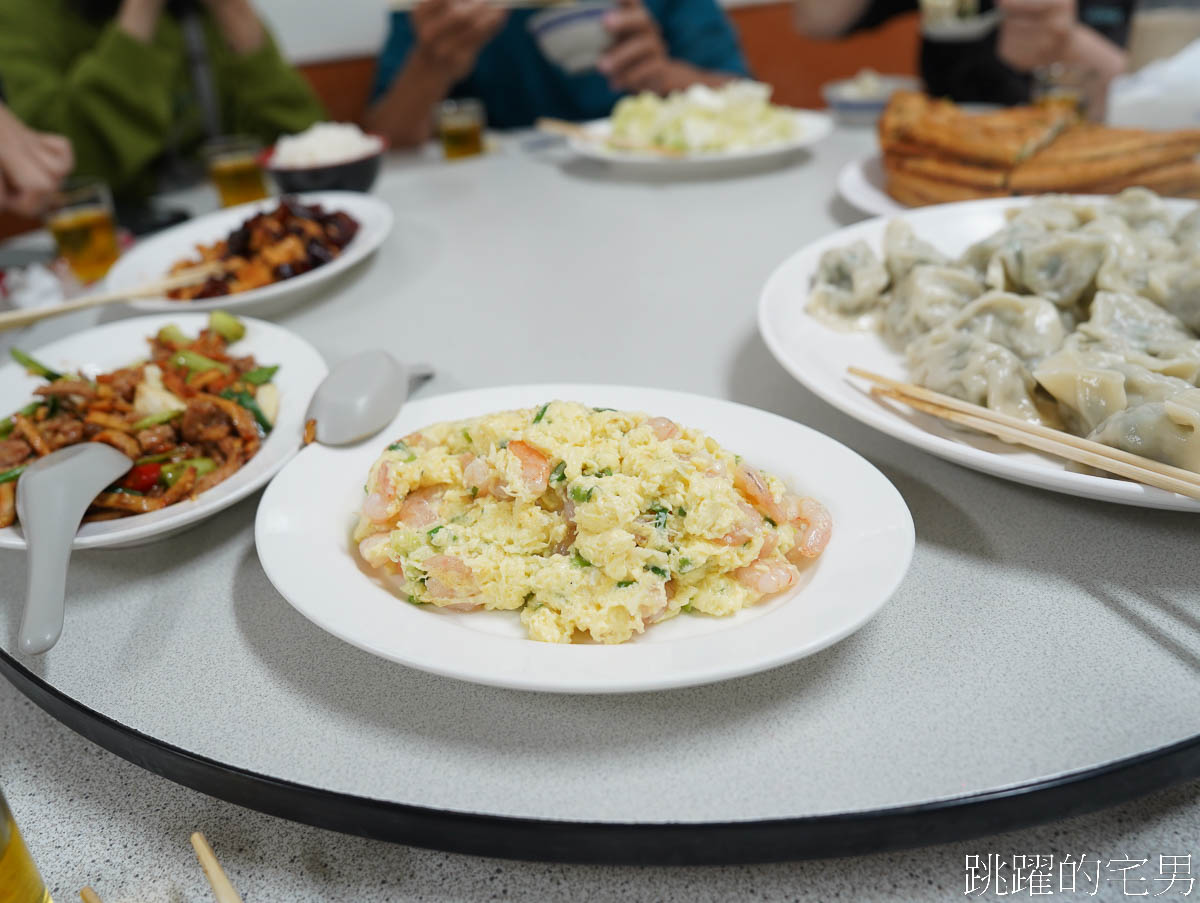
[17,444,133,655]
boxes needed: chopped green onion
[242,365,278,385]
[571,549,592,568]
[0,401,42,439]
[764,516,777,527]
[593,407,615,412]
[616,579,635,588]
[469,486,479,499]
[679,558,692,571]
[407,595,428,606]
[134,452,174,465]
[208,310,245,342]
[676,506,686,517]
[532,403,549,424]
[156,324,188,347]
[549,461,566,483]
[570,485,593,503]
[10,349,62,381]
[160,458,216,487]
[523,592,536,603]
[0,465,26,485]
[648,503,669,530]
[219,388,271,432]
[646,565,668,578]
[428,526,444,538]
[462,428,472,443]
[681,604,695,614]
[386,440,417,462]
[597,467,613,477]
[130,409,182,432]
[173,350,231,375]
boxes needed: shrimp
[646,417,681,441]
[786,496,832,561]
[357,533,392,568]
[461,454,508,499]
[398,485,444,528]
[361,464,395,523]
[718,500,763,546]
[423,554,480,607]
[733,558,800,595]
[508,440,550,493]
[733,464,786,524]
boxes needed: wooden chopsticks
[190,832,245,903]
[849,366,1200,502]
[79,832,244,903]
[534,118,686,159]
[0,261,224,332]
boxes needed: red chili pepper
[122,462,162,492]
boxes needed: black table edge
[5,648,1199,866]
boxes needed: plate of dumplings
[758,188,1200,512]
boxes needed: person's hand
[598,0,672,93]
[0,106,73,218]
[411,0,507,85]
[996,0,1078,72]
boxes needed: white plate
[104,192,393,316]
[757,195,1200,512]
[837,154,905,217]
[0,313,327,549]
[568,110,833,173]
[255,384,914,693]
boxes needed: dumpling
[882,219,947,284]
[805,240,890,327]
[1009,232,1108,308]
[1175,207,1200,255]
[1088,388,1200,473]
[1074,291,1200,382]
[882,264,983,349]
[1103,187,1174,239]
[1035,348,1194,434]
[1148,261,1200,334]
[934,291,1066,365]
[907,329,1044,424]
[1006,196,1090,232]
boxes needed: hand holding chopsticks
[0,261,223,332]
[850,366,1200,502]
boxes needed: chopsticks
[534,118,686,159]
[849,366,1200,502]
[191,832,245,903]
[0,261,224,332]
[77,832,244,903]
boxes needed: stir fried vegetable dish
[167,198,359,300]
[0,311,279,527]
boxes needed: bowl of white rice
[264,123,386,193]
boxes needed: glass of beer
[438,99,486,160]
[0,791,51,903]
[203,135,270,207]
[45,179,121,285]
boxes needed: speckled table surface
[3,128,1200,900]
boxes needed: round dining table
[2,124,1199,902]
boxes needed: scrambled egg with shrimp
[353,402,831,644]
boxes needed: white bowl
[820,74,920,125]
[528,2,613,74]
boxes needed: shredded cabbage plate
[608,81,799,154]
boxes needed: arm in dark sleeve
[371,12,417,102]
[658,0,750,76]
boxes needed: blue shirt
[371,2,750,129]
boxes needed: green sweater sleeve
[215,30,326,142]
[0,13,178,193]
